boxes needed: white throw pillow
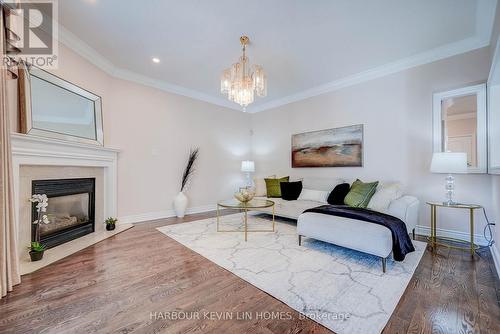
[253,175,276,197]
[368,183,402,211]
[302,177,344,191]
[298,188,329,203]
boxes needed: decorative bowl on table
[234,188,255,203]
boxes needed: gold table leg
[470,208,474,258]
[427,204,480,254]
[272,204,275,232]
[216,203,276,241]
[216,205,220,232]
[429,205,432,250]
[244,208,248,242]
[430,205,436,251]
[434,205,437,248]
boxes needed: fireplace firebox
[32,178,95,249]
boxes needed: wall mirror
[19,65,104,146]
[433,84,487,173]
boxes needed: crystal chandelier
[220,36,267,111]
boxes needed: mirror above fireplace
[19,64,104,146]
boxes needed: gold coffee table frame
[426,201,482,257]
[217,199,275,241]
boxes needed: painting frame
[291,124,364,168]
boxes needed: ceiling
[53,0,497,112]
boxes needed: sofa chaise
[254,177,419,272]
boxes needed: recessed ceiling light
[152,57,160,63]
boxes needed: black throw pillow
[327,183,351,205]
[280,181,303,200]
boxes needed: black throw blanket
[303,205,415,261]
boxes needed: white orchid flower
[36,202,47,208]
[42,215,50,224]
[31,194,48,207]
[30,194,48,203]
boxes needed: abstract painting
[292,124,363,167]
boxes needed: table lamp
[241,160,255,187]
[430,152,467,205]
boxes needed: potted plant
[105,217,117,231]
[29,242,46,261]
[174,148,199,218]
[29,194,50,261]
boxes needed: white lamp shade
[241,160,255,172]
[430,152,467,174]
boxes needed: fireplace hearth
[32,178,95,249]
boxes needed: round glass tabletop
[426,201,482,209]
[217,199,275,209]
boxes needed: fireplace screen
[32,178,95,248]
[39,193,90,237]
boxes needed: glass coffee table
[217,199,275,241]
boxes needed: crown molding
[112,68,241,110]
[488,34,500,84]
[58,25,117,76]
[247,36,489,113]
[54,0,497,114]
[57,26,241,111]
[476,0,498,45]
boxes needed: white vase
[173,191,188,218]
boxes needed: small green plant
[30,241,46,252]
[105,217,117,225]
[29,194,49,259]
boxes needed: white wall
[487,2,500,270]
[8,44,252,221]
[251,47,493,238]
[106,77,251,219]
[489,86,500,170]
[492,176,500,274]
[6,35,496,238]
[492,176,500,235]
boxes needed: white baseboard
[417,224,500,278]
[490,244,500,279]
[415,224,489,246]
[186,205,217,215]
[118,204,216,224]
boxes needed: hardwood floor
[1,211,499,334]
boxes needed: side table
[426,201,482,257]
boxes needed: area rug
[157,213,425,334]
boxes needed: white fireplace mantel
[10,133,127,274]
[11,133,120,233]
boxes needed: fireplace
[32,178,95,249]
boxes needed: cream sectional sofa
[254,177,419,272]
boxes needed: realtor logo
[4,0,58,68]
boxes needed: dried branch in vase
[180,148,199,192]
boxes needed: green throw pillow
[265,176,289,198]
[344,179,379,208]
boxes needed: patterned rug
[157,213,425,334]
